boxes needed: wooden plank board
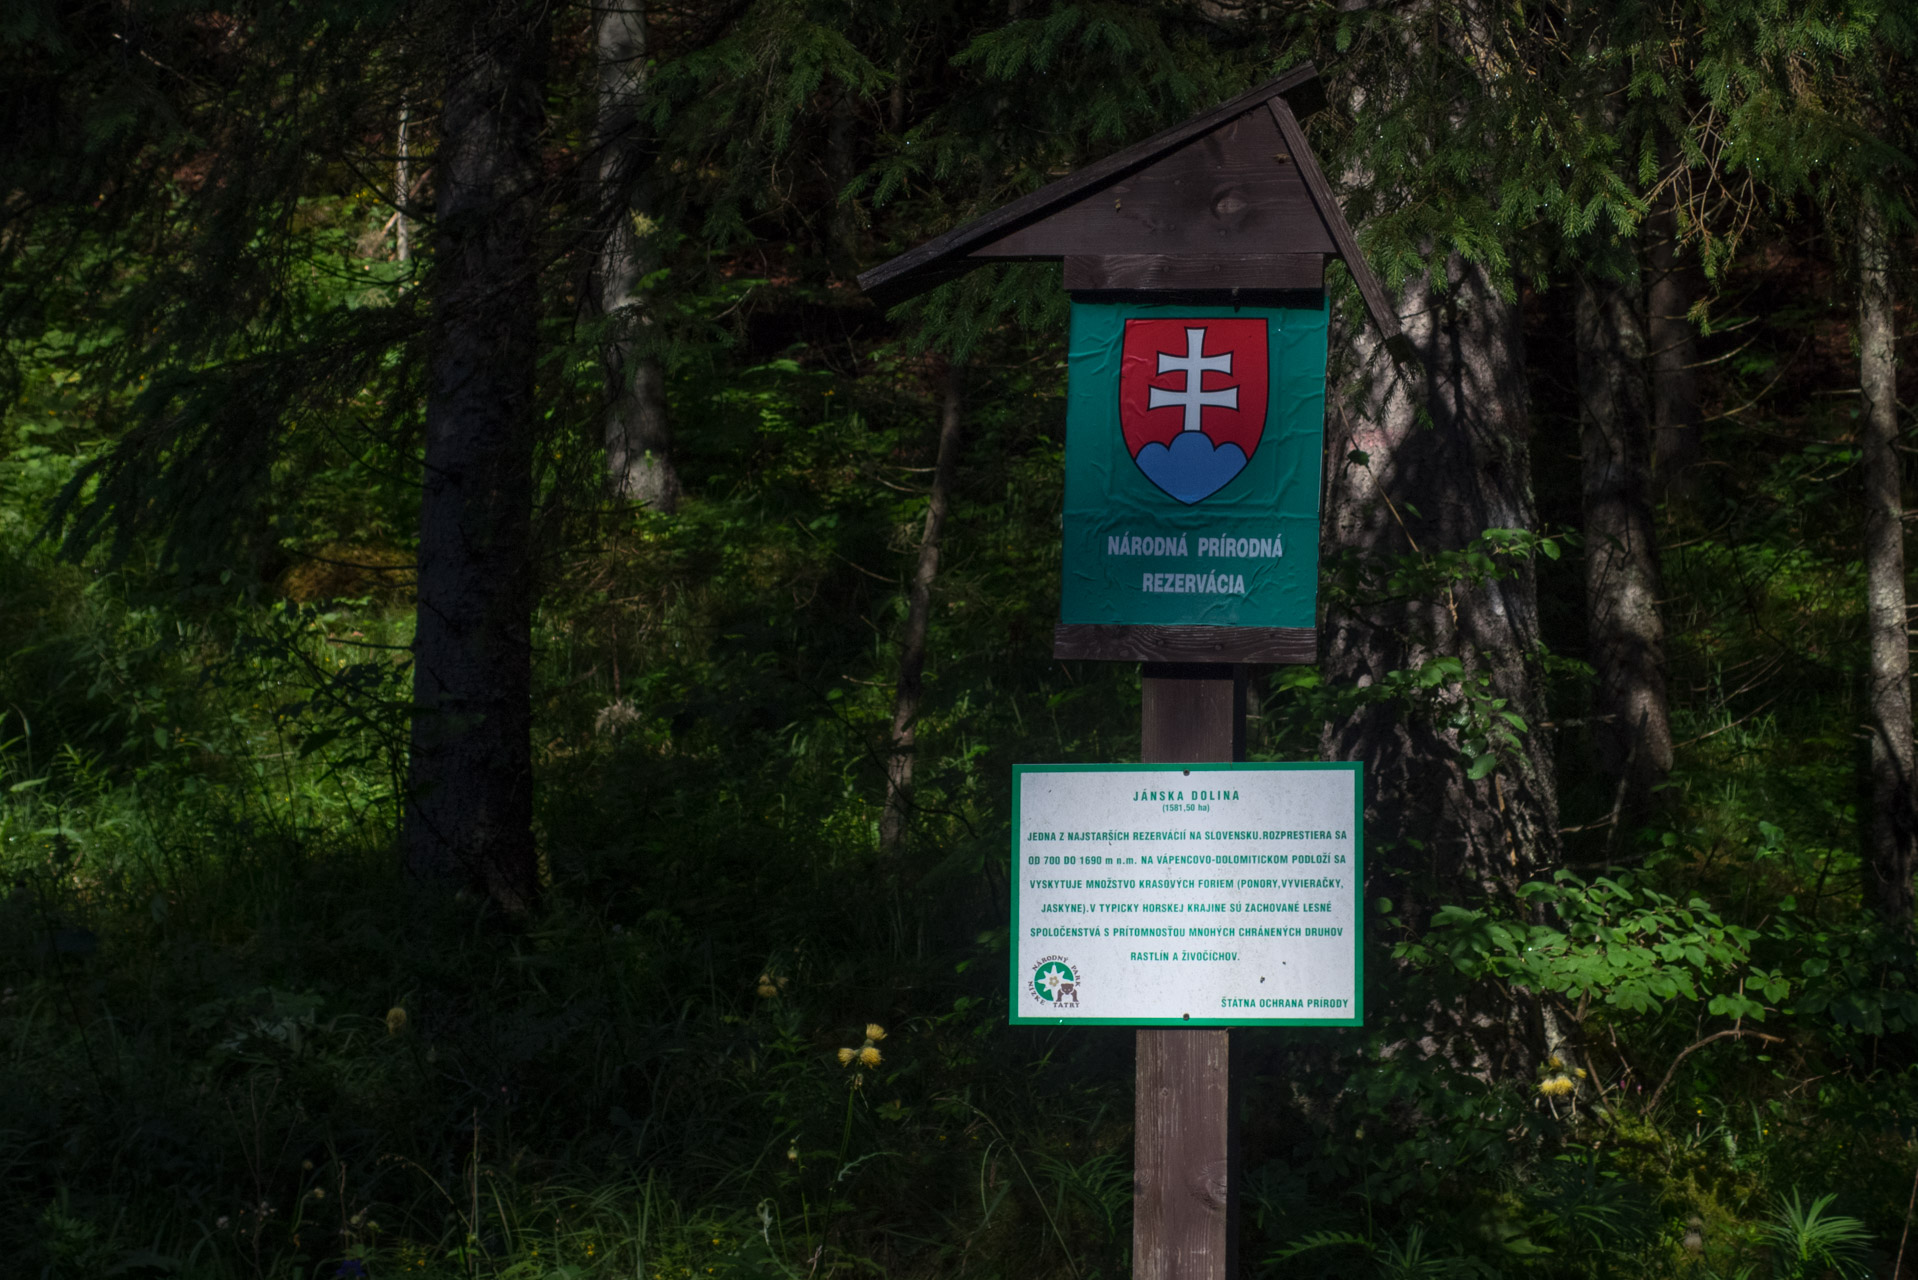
[1265,97,1412,358]
[1063,254,1324,292]
[856,64,1322,303]
[972,118,1334,260]
[1054,624,1315,665]
[971,108,1335,261]
[1135,662,1242,1280]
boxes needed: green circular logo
[1031,956,1082,1006]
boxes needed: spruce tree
[595,0,679,510]
[1297,0,1569,914]
[404,0,552,911]
[0,1,561,911]
[1671,0,1918,923]
[1856,191,1914,928]
[1564,20,1674,832]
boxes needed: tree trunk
[826,89,860,280]
[1858,196,1916,928]
[596,0,678,510]
[394,98,412,263]
[1322,258,1561,1077]
[1645,175,1700,501]
[880,361,965,852]
[1577,271,1673,828]
[405,4,549,913]
[1323,266,1561,862]
[887,48,906,133]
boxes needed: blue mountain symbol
[1135,431,1249,504]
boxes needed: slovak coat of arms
[1119,318,1270,504]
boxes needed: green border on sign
[1008,761,1364,1028]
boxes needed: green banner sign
[1060,301,1329,628]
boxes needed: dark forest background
[2,1,1917,1277]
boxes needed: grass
[0,409,1913,1278]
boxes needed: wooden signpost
[860,62,1403,1280]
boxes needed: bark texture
[394,100,413,263]
[405,4,548,912]
[1858,197,1916,928]
[1323,261,1561,887]
[1577,271,1673,825]
[1322,260,1561,1076]
[880,362,965,851]
[826,89,860,279]
[596,0,677,510]
[1645,191,1701,500]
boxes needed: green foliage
[0,1,1915,1278]
[1283,525,1564,782]
[1399,872,1770,1019]
[1277,1223,1492,1279]
[1757,1191,1874,1279]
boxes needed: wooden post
[1136,663,1244,1280]
[858,66,1398,1280]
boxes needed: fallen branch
[1646,1028,1784,1114]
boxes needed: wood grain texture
[1264,97,1410,356]
[1141,662,1245,763]
[1135,662,1241,1280]
[973,110,1335,261]
[856,64,1322,303]
[1064,253,1325,292]
[1135,1028,1234,1280]
[1054,625,1315,665]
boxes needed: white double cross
[1149,326,1237,433]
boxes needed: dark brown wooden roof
[857,63,1405,352]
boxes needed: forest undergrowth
[0,234,1914,1280]
[1,5,1917,1266]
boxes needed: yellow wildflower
[386,1007,408,1035]
[865,1023,887,1042]
[837,1047,855,1067]
[859,1046,882,1069]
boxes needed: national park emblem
[1029,955,1082,1008]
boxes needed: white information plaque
[1010,762,1363,1027]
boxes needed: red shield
[1120,318,1268,504]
